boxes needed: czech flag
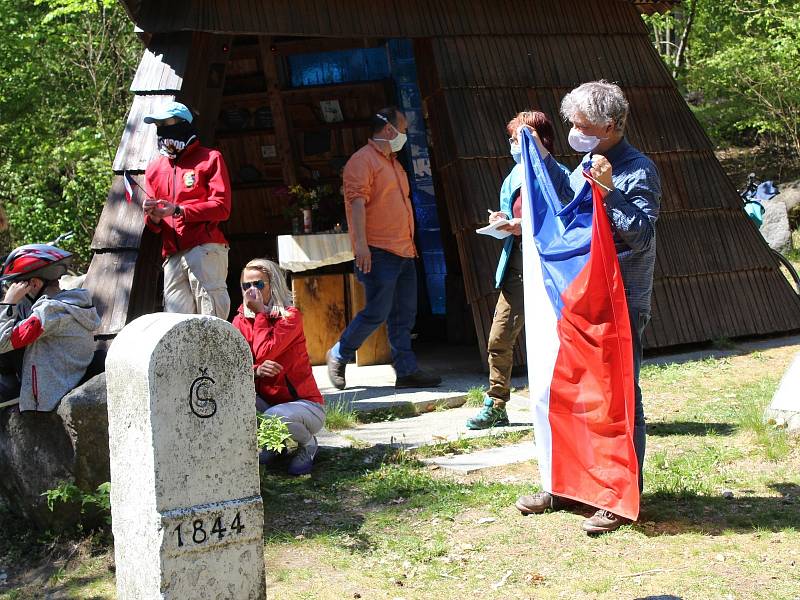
[123,171,136,204]
[518,129,639,520]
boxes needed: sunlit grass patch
[733,379,792,460]
[465,386,486,407]
[324,399,358,431]
[646,445,737,497]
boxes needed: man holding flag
[514,81,661,533]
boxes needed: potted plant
[288,184,320,233]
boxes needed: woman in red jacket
[232,258,326,475]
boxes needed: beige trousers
[163,243,230,319]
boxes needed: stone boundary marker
[107,313,266,599]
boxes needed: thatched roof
[118,0,679,35]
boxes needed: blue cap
[143,101,193,124]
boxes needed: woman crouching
[232,258,326,475]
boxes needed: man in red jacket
[142,101,232,318]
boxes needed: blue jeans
[331,248,419,377]
[630,308,650,494]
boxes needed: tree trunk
[673,0,697,78]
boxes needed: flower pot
[303,208,313,233]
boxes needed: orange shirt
[343,140,416,258]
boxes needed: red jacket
[144,141,232,258]
[232,305,323,406]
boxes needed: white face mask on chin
[374,124,407,152]
[568,127,601,153]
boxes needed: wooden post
[291,274,347,365]
[258,37,297,186]
[178,33,234,145]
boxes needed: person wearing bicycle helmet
[141,101,232,319]
[0,244,100,411]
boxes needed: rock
[764,353,800,433]
[779,179,800,228]
[0,373,108,531]
[722,489,734,499]
[780,179,800,213]
[57,373,110,490]
[759,200,793,253]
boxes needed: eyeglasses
[241,280,266,291]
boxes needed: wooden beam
[272,37,382,56]
[178,32,234,145]
[258,36,298,186]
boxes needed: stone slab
[312,362,527,416]
[107,314,266,600]
[421,442,535,473]
[317,393,532,449]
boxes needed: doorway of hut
[215,35,473,367]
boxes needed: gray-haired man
[515,81,662,534]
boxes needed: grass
[323,399,358,431]
[3,341,800,599]
[412,430,530,459]
[464,385,486,407]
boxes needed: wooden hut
[87,0,800,361]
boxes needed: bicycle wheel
[773,249,800,294]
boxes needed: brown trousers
[487,243,524,407]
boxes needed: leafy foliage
[644,1,800,155]
[257,413,292,452]
[41,481,112,526]
[0,0,138,267]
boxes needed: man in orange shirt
[326,107,441,390]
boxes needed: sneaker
[581,509,629,534]
[515,492,579,515]
[287,437,318,476]
[465,397,509,430]
[395,369,442,389]
[258,448,281,466]
[326,350,346,390]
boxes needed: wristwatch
[173,205,182,217]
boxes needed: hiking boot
[465,397,510,430]
[515,492,579,515]
[395,369,442,389]
[287,437,318,476]
[581,509,629,534]
[326,350,346,390]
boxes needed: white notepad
[475,219,513,239]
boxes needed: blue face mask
[510,141,522,164]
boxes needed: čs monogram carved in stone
[189,367,217,418]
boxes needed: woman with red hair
[466,110,568,430]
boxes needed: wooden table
[277,233,353,272]
[278,234,391,367]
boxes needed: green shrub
[257,413,292,452]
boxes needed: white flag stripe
[520,142,560,494]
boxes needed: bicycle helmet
[0,244,72,283]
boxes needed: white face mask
[374,118,407,153]
[509,141,522,164]
[568,127,601,153]
[388,130,407,152]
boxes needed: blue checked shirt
[544,138,662,313]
